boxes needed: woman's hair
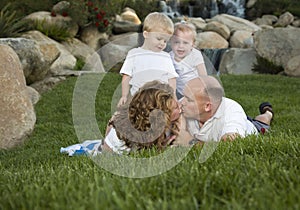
[173,21,197,42]
[113,80,179,150]
[143,12,174,35]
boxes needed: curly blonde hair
[113,80,179,150]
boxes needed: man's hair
[113,80,179,150]
[143,12,174,35]
[173,21,197,42]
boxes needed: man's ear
[204,101,212,112]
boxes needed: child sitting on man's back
[170,21,207,99]
[118,12,178,107]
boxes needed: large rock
[285,55,300,77]
[120,7,141,25]
[79,24,109,50]
[0,45,36,149]
[274,12,294,27]
[24,11,79,37]
[211,14,261,33]
[254,28,300,67]
[230,30,254,48]
[203,21,230,40]
[219,48,257,75]
[0,38,49,84]
[22,30,76,76]
[196,31,229,49]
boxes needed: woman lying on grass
[101,80,182,154]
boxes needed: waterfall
[218,0,246,18]
[172,0,246,18]
[201,48,228,73]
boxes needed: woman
[102,80,181,154]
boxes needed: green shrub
[73,57,86,70]
[247,0,300,19]
[0,3,28,38]
[30,19,72,42]
[252,55,284,75]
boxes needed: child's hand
[117,96,127,107]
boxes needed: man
[177,76,273,144]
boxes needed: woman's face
[170,99,181,122]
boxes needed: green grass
[1,73,300,210]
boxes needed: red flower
[87,1,93,7]
[96,13,103,20]
[95,22,99,27]
[94,7,98,11]
[51,11,56,17]
[100,10,106,16]
[62,12,68,17]
[103,19,109,27]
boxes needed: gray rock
[0,45,36,149]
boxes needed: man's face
[180,86,201,121]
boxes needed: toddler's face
[171,30,194,61]
[143,31,172,52]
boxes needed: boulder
[274,12,294,27]
[0,45,36,149]
[120,7,141,25]
[112,21,141,34]
[219,48,257,75]
[0,38,49,84]
[22,30,76,76]
[230,30,254,48]
[24,11,78,37]
[254,28,300,67]
[196,31,229,49]
[203,21,230,40]
[211,14,261,33]
[285,55,300,77]
[79,24,109,50]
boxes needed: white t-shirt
[187,97,258,142]
[170,48,205,95]
[120,47,178,95]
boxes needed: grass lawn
[1,73,299,210]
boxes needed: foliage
[1,73,300,209]
[73,57,86,70]
[0,3,28,38]
[27,19,72,42]
[247,0,300,19]
[252,55,284,75]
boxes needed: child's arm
[117,74,131,107]
[168,77,177,98]
[196,63,207,76]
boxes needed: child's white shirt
[120,47,178,95]
[170,48,205,95]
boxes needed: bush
[252,55,284,75]
[0,3,29,38]
[247,0,300,19]
[29,19,72,42]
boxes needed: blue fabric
[60,140,102,156]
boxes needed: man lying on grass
[175,76,274,145]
